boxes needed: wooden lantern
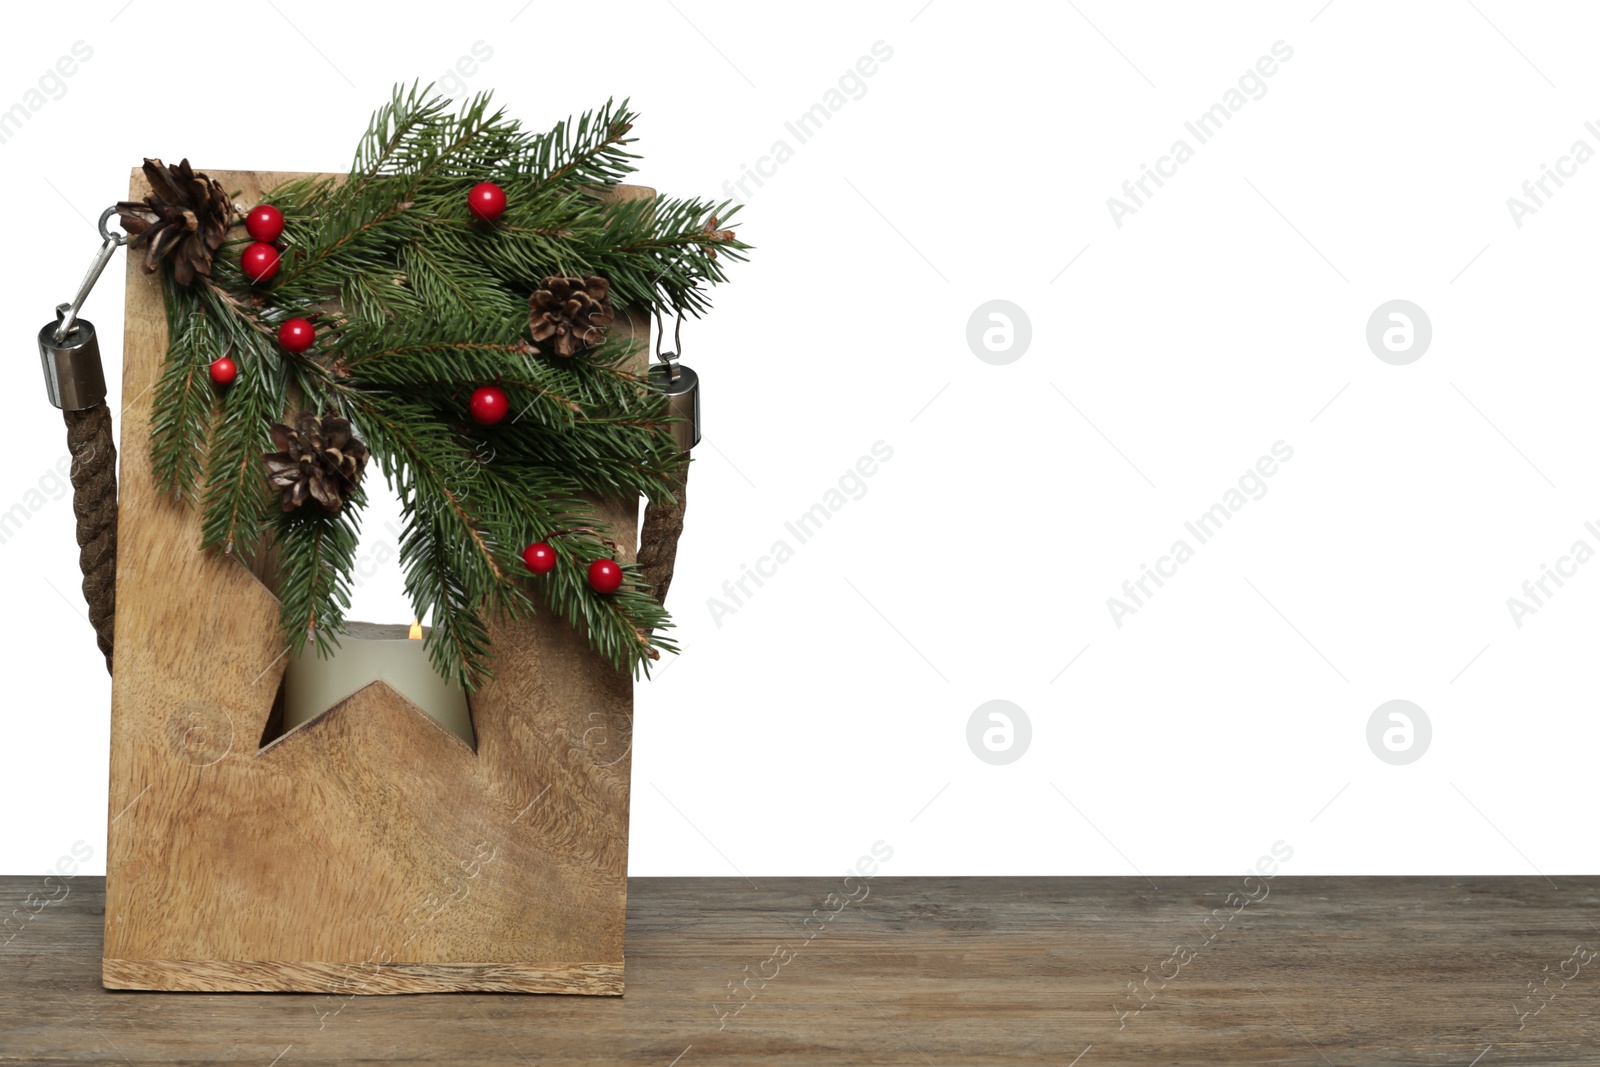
[102,169,647,994]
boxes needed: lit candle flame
[408,618,423,640]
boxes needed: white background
[2,0,1596,879]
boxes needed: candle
[280,620,473,745]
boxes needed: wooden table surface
[2,874,1597,1066]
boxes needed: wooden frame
[102,169,646,994]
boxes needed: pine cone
[115,158,236,287]
[262,412,370,516]
[528,275,614,357]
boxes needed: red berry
[246,204,284,243]
[588,558,623,595]
[468,181,507,222]
[209,357,238,385]
[470,385,509,425]
[522,542,557,575]
[241,242,280,283]
[278,318,315,354]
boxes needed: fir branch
[330,328,683,500]
[347,385,675,684]
[332,389,540,688]
[395,239,517,325]
[148,85,743,685]
[528,98,639,187]
[399,507,494,692]
[195,286,282,559]
[348,82,452,191]
[529,536,675,668]
[273,494,364,660]
[149,281,215,498]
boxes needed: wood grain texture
[5,875,1600,1065]
[103,170,654,993]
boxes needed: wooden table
[2,875,1596,1065]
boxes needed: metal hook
[652,309,685,384]
[53,207,128,343]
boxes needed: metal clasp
[653,310,684,384]
[54,206,128,343]
[647,310,699,451]
[39,206,124,411]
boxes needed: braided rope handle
[64,401,118,674]
[638,466,687,609]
